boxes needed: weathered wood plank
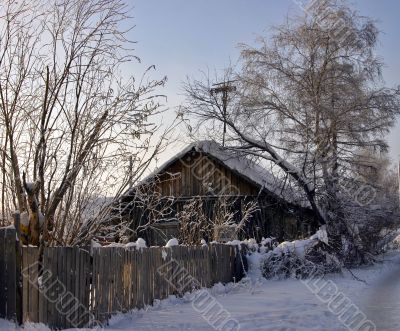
[22,247,39,323]
[38,248,47,326]
[56,247,63,327]
[73,247,81,328]
[103,248,110,320]
[5,228,17,320]
[64,247,72,329]
[83,247,91,327]
[133,249,139,309]
[0,228,7,319]
[91,248,99,322]
[0,228,16,320]
[30,247,39,323]
[46,247,55,329]
[77,246,89,329]
[49,248,58,329]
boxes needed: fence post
[13,212,23,324]
[13,212,20,242]
[0,226,18,322]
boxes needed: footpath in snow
[1,251,399,331]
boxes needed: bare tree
[74,174,179,245]
[0,0,171,246]
[178,198,211,245]
[177,196,258,245]
[182,0,400,261]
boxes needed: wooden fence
[0,227,19,322]
[21,246,92,329]
[90,244,238,323]
[1,231,244,330]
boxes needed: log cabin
[116,140,318,245]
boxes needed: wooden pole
[210,81,236,147]
[398,157,400,207]
[13,211,20,242]
[129,155,133,187]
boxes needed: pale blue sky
[129,0,400,160]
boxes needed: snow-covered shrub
[261,228,341,279]
[325,163,400,265]
[325,194,400,265]
[391,234,400,250]
[260,237,278,253]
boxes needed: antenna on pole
[210,80,236,147]
[128,155,133,187]
[398,156,400,207]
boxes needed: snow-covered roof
[137,140,308,207]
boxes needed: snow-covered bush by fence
[260,227,342,279]
[391,234,400,250]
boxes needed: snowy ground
[1,251,399,331]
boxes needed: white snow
[248,226,327,259]
[102,238,148,250]
[225,239,242,247]
[2,251,400,331]
[133,238,147,249]
[226,238,261,252]
[309,224,328,244]
[268,236,317,258]
[80,197,113,223]
[259,237,276,253]
[104,242,125,248]
[165,238,179,247]
[392,234,400,249]
[90,240,102,248]
[20,212,29,227]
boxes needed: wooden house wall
[139,196,317,245]
[119,150,318,245]
[155,152,259,197]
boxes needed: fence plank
[64,247,71,329]
[77,247,85,328]
[29,247,39,323]
[21,246,39,324]
[0,227,17,321]
[82,247,91,328]
[48,248,58,329]
[132,249,138,308]
[38,249,47,326]
[58,247,65,328]
[73,247,81,328]
[0,228,6,319]
[91,248,99,322]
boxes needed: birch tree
[182,0,400,260]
